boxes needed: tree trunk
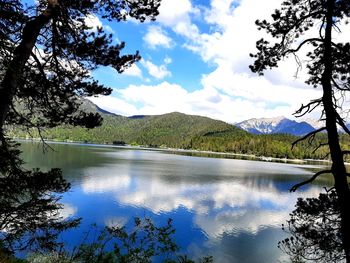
[0,7,54,131]
[322,0,350,261]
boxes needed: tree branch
[290,170,331,192]
[335,111,350,135]
[332,78,350,91]
[284,38,323,55]
[294,98,322,117]
[292,127,326,149]
[312,142,328,154]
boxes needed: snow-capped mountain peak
[236,116,317,136]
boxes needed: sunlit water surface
[20,142,332,262]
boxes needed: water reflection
[20,142,331,262]
[81,165,321,237]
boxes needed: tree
[279,190,344,262]
[0,0,160,253]
[250,0,350,261]
[0,0,160,132]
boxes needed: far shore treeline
[6,100,349,161]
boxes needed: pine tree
[250,0,350,261]
[0,0,160,253]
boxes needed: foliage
[1,0,160,131]
[250,0,350,260]
[0,0,161,256]
[279,190,345,262]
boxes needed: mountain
[8,100,338,160]
[9,100,246,148]
[236,116,316,136]
[79,98,117,116]
[303,118,325,130]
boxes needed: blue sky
[86,0,326,123]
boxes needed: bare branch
[294,98,322,118]
[292,127,326,149]
[290,170,332,192]
[321,152,330,160]
[312,142,328,154]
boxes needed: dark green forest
[6,100,350,160]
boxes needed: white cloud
[141,59,171,79]
[123,63,143,78]
[118,82,187,114]
[143,26,173,49]
[156,0,201,39]
[152,0,326,121]
[90,0,340,122]
[157,0,194,26]
[108,81,311,123]
[87,96,138,116]
[90,80,292,123]
[84,14,115,34]
[84,14,103,31]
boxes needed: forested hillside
[6,100,350,160]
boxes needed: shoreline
[15,137,332,165]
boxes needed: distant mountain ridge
[236,116,318,136]
[9,99,342,160]
[84,99,321,136]
[83,99,324,136]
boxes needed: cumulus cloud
[143,26,173,49]
[118,82,187,113]
[141,59,171,79]
[90,80,309,122]
[156,0,201,39]
[157,0,195,26]
[91,0,335,122]
[154,0,324,121]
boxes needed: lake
[20,142,331,262]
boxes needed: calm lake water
[20,142,332,262]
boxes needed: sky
[87,0,331,124]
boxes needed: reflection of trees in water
[0,140,212,262]
[279,190,345,262]
[0,138,79,256]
